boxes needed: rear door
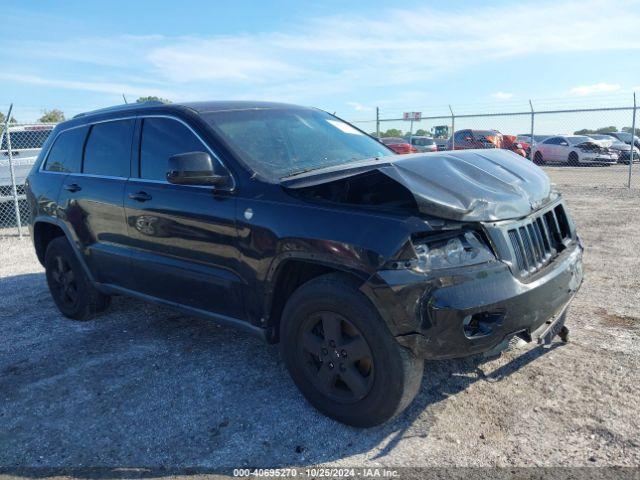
[57,118,135,287]
[123,116,244,319]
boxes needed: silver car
[530,135,618,166]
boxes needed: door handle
[63,183,82,192]
[129,191,152,202]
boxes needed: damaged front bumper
[362,242,583,359]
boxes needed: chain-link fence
[1,98,638,239]
[1,109,56,238]
[349,96,639,189]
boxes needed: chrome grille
[506,203,572,276]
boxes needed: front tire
[44,236,111,321]
[280,273,423,427]
[533,151,545,165]
[568,151,580,166]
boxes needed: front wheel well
[267,260,365,343]
[33,222,66,265]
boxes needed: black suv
[26,101,583,427]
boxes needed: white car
[531,135,618,166]
[589,134,640,164]
[1,124,54,198]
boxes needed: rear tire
[533,151,545,165]
[280,273,423,427]
[44,236,111,321]
[568,151,579,166]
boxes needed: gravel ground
[0,185,639,471]
[543,163,640,188]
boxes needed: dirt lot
[0,185,639,471]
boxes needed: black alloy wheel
[280,273,424,427]
[298,311,374,403]
[49,255,79,309]
[44,236,110,320]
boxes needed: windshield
[567,136,592,145]
[201,108,392,181]
[615,132,639,142]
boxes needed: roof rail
[73,100,166,119]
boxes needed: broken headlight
[412,232,495,272]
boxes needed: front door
[123,116,244,320]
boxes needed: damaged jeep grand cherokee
[26,101,583,427]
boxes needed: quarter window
[83,120,134,177]
[44,127,87,173]
[139,118,205,181]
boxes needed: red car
[380,137,418,154]
[446,129,503,150]
[503,135,528,158]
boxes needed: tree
[38,109,65,123]
[136,96,171,104]
[574,126,617,135]
[414,129,430,136]
[595,126,618,134]
[622,126,640,136]
[0,112,17,124]
[380,128,403,137]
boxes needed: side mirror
[166,152,228,186]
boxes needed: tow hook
[537,311,570,348]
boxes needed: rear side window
[139,118,204,181]
[83,120,134,177]
[44,127,87,173]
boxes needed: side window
[139,118,206,181]
[44,127,87,173]
[544,137,560,145]
[83,119,134,177]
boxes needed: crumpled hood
[282,149,554,222]
[378,149,553,221]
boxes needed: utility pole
[449,105,455,150]
[629,92,636,188]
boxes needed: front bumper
[580,154,618,164]
[362,242,583,359]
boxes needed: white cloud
[569,83,622,96]
[3,0,640,107]
[347,102,373,112]
[0,73,177,99]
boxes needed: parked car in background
[502,135,528,158]
[446,129,503,150]
[517,134,550,145]
[380,137,418,154]
[408,136,437,153]
[607,132,640,151]
[1,124,54,198]
[589,134,640,164]
[531,135,618,166]
[434,138,449,151]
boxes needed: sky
[1,0,639,127]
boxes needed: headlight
[412,232,495,272]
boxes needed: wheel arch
[263,254,371,343]
[32,217,98,285]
